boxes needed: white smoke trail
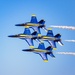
[50,25,75,30]
[57,52,75,56]
[65,40,75,42]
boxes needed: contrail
[50,25,75,30]
[65,40,75,42]
[57,52,75,56]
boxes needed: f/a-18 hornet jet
[8,27,37,48]
[37,28,64,50]
[22,43,55,62]
[15,14,47,34]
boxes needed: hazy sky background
[0,0,75,75]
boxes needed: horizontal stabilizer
[38,19,45,24]
[46,46,52,50]
[54,34,61,38]
[54,34,63,46]
[31,31,37,35]
[58,41,64,46]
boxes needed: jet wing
[49,52,55,58]
[31,27,41,34]
[48,40,56,50]
[39,53,48,62]
[23,38,34,48]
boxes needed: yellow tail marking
[47,28,52,30]
[32,14,36,16]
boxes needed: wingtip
[29,46,34,48]
[38,34,41,36]
[53,48,57,50]
[43,60,48,62]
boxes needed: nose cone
[15,24,26,26]
[22,50,25,51]
[8,35,18,37]
[22,49,33,52]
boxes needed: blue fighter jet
[22,43,55,62]
[15,14,46,34]
[8,27,37,48]
[37,28,63,50]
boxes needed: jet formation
[8,15,63,62]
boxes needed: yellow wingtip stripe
[29,46,34,48]
[44,60,48,62]
[38,34,41,36]
[53,48,57,50]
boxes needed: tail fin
[39,19,45,24]
[23,28,31,35]
[47,28,54,37]
[54,34,61,38]
[46,46,55,58]
[38,43,45,49]
[30,14,38,23]
[54,34,63,46]
[31,31,37,35]
[46,46,52,51]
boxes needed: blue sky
[0,0,75,75]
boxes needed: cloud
[57,52,75,56]
[65,40,75,42]
[50,25,75,30]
